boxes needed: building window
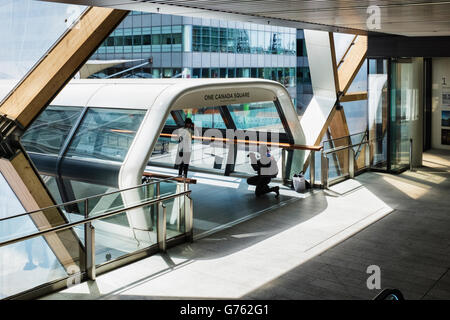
[211,68,219,78]
[192,68,201,78]
[133,35,142,46]
[219,28,227,53]
[202,27,211,52]
[152,68,161,78]
[227,29,237,53]
[106,37,115,46]
[237,29,250,53]
[201,68,210,78]
[193,26,201,52]
[211,27,219,52]
[227,68,236,78]
[142,34,151,45]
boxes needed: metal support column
[349,148,355,178]
[310,151,315,188]
[84,199,96,281]
[185,195,194,243]
[157,203,167,252]
[365,141,370,168]
[321,152,329,189]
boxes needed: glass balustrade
[0,178,192,299]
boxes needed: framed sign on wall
[442,85,450,107]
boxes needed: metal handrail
[321,134,372,188]
[0,189,191,248]
[322,130,367,145]
[0,177,193,295]
[323,140,369,155]
[160,132,322,151]
[0,175,181,223]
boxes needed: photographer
[246,145,280,198]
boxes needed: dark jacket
[251,157,278,178]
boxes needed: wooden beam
[337,35,358,69]
[338,35,368,95]
[341,91,368,102]
[356,144,368,171]
[301,105,339,173]
[301,33,367,177]
[323,35,367,175]
[329,32,340,95]
[302,106,352,175]
[329,108,351,174]
[0,7,128,272]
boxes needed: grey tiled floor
[43,149,450,300]
[244,149,450,300]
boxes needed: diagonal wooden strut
[302,34,368,175]
[337,35,368,96]
[0,7,128,271]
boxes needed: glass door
[389,59,413,172]
[368,58,389,170]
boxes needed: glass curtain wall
[192,25,295,55]
[368,59,389,169]
[368,58,423,173]
[390,60,414,172]
[0,0,86,101]
[99,25,183,54]
[0,0,87,299]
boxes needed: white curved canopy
[3,78,307,240]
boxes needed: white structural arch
[3,78,307,240]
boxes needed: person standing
[247,145,280,198]
[175,118,194,177]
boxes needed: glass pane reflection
[0,0,86,101]
[65,108,145,162]
[21,106,83,155]
[228,101,285,132]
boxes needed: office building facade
[89,11,310,113]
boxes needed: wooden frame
[303,34,368,175]
[0,7,128,271]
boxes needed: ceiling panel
[43,0,450,36]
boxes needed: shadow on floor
[240,149,450,300]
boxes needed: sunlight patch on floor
[402,170,447,184]
[48,183,394,300]
[382,175,431,199]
